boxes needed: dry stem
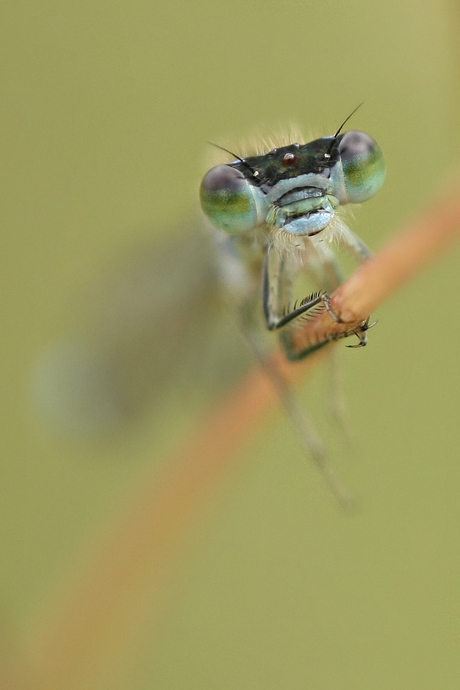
[20,177,460,689]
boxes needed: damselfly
[33,113,385,506]
[199,115,385,505]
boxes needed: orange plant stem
[301,179,460,343]
[27,178,460,689]
[28,350,321,690]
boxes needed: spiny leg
[263,242,340,360]
[263,243,330,332]
[270,222,377,358]
[330,317,377,348]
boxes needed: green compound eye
[200,165,269,234]
[336,131,386,204]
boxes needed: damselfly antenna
[207,141,261,180]
[333,102,364,138]
[324,102,364,159]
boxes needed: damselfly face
[200,131,385,237]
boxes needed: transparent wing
[31,220,253,439]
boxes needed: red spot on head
[283,152,296,165]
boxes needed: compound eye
[338,131,386,203]
[200,165,267,234]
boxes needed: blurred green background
[2,0,460,687]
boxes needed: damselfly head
[201,129,385,238]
